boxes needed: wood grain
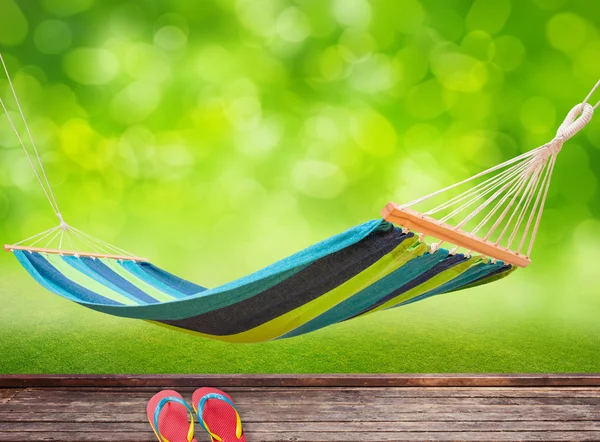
[2,374,600,388]
[1,380,600,441]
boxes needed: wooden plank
[2,408,599,422]
[6,394,600,413]
[3,245,147,262]
[11,388,600,404]
[2,374,600,388]
[4,421,600,433]
[13,386,600,397]
[0,390,20,405]
[1,430,600,442]
[2,385,600,441]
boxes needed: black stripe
[160,226,412,336]
[347,253,467,319]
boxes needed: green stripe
[205,236,427,343]
[102,259,175,303]
[363,256,483,314]
[45,255,136,306]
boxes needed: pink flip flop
[147,390,197,442]
[192,387,246,442]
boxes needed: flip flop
[192,387,246,442]
[147,390,197,442]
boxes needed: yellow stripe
[151,236,428,343]
[360,256,485,315]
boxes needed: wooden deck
[1,375,600,441]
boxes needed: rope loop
[555,102,594,142]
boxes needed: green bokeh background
[1,0,599,373]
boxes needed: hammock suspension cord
[396,81,599,263]
[1,50,598,264]
[0,53,139,260]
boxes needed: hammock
[2,54,598,342]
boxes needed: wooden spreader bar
[382,202,532,268]
[3,244,148,262]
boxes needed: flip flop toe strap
[197,393,243,441]
[153,396,195,442]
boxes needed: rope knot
[57,212,68,231]
[555,102,594,142]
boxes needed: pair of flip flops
[147,388,245,442]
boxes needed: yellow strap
[197,405,243,441]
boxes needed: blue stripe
[393,261,507,308]
[63,256,160,305]
[280,249,449,339]
[75,219,389,320]
[119,261,189,299]
[17,252,123,306]
[14,251,81,302]
[138,262,207,296]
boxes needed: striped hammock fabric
[14,219,514,343]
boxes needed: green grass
[1,259,599,374]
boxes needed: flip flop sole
[192,387,246,442]
[147,390,197,442]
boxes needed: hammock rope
[0,54,141,260]
[389,87,598,266]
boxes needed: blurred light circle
[34,20,72,54]
[462,31,494,61]
[332,0,371,29]
[160,144,193,167]
[394,46,429,88]
[520,97,556,133]
[546,13,587,53]
[0,189,9,219]
[405,80,448,119]
[109,4,146,39]
[430,52,488,92]
[395,0,425,34]
[0,0,28,46]
[235,0,279,37]
[350,53,396,94]
[227,96,262,129]
[195,45,236,84]
[276,7,310,43]
[292,160,347,199]
[124,43,171,83]
[533,0,569,10]
[403,124,441,152]
[466,0,511,35]
[492,35,526,71]
[428,8,464,41]
[338,29,375,63]
[63,48,119,85]
[318,46,346,81]
[41,0,94,16]
[110,81,161,124]
[576,42,600,78]
[350,109,397,157]
[154,25,187,50]
[235,117,284,158]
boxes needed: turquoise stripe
[62,256,149,306]
[51,219,388,320]
[44,254,136,305]
[393,261,507,308]
[101,259,174,303]
[120,261,187,299]
[14,251,81,302]
[280,249,448,339]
